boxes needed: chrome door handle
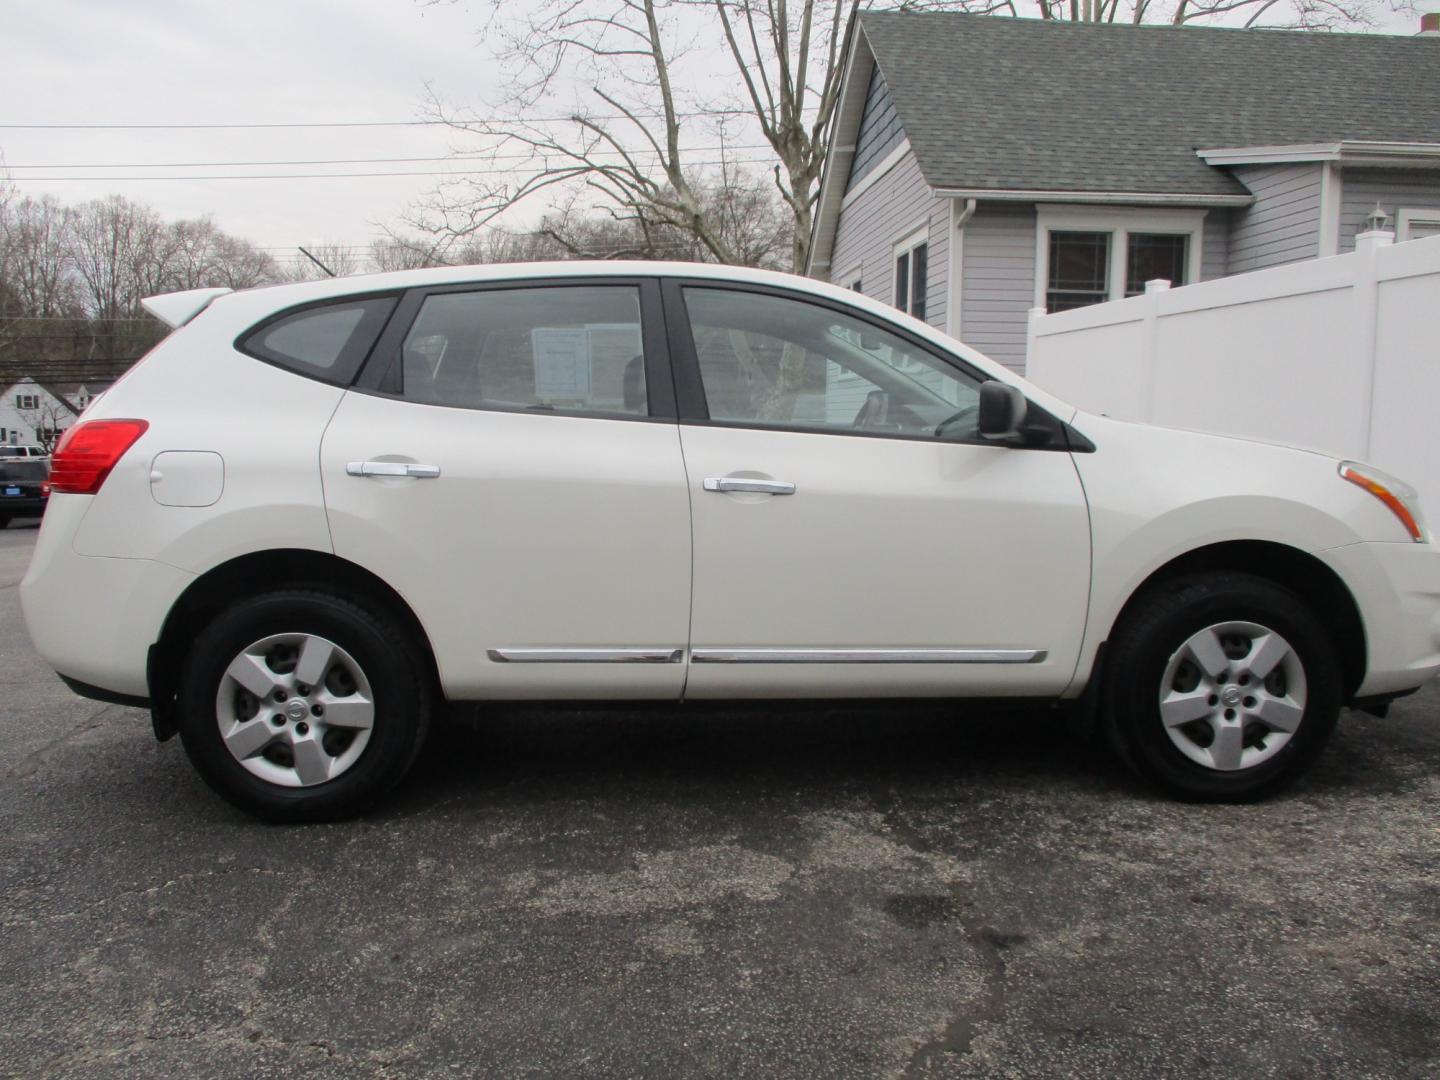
[703,477,795,495]
[346,461,441,479]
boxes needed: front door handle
[346,461,441,479]
[703,477,796,496]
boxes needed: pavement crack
[5,702,125,779]
[1,867,283,929]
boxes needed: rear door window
[389,285,650,418]
[240,296,396,385]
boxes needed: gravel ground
[1,524,1437,1079]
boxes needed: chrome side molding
[487,648,684,664]
[487,647,1046,664]
[689,648,1048,664]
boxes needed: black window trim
[350,276,678,423]
[235,291,404,388]
[660,277,1089,452]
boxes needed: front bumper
[1317,540,1440,698]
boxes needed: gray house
[806,14,1440,371]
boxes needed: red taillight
[40,481,51,497]
[49,420,149,495]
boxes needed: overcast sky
[1,0,1431,271]
[0,0,503,269]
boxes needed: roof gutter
[1198,141,1440,168]
[931,188,1254,208]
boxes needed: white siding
[0,378,77,448]
[1227,163,1323,273]
[1200,210,1229,281]
[829,149,950,332]
[960,205,1035,372]
[846,67,903,192]
[1338,168,1440,252]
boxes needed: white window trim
[1397,207,1440,242]
[892,223,930,314]
[837,264,864,294]
[1033,205,1206,310]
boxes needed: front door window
[682,287,981,441]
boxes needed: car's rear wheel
[177,589,431,822]
[1104,573,1340,801]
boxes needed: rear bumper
[0,496,46,515]
[1317,540,1440,697]
[58,674,150,709]
[21,497,194,698]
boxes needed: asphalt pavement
[1,523,1437,1078]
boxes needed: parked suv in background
[0,457,50,527]
[0,445,49,459]
[20,263,1440,821]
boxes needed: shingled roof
[857,13,1440,198]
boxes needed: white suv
[20,263,1440,820]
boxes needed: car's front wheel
[177,589,431,821]
[1104,573,1341,801]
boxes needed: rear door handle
[703,477,795,495]
[346,461,441,479]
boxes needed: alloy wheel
[214,632,375,787]
[1157,620,1308,772]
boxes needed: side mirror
[977,381,1028,441]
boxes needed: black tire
[177,589,431,822]
[0,515,10,529]
[1103,572,1341,802]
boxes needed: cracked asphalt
[2,524,1438,1078]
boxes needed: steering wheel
[933,404,978,440]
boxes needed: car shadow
[379,700,1143,817]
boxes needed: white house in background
[0,377,95,449]
[806,12,1440,371]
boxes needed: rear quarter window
[238,296,396,385]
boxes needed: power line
[5,157,777,182]
[0,110,756,131]
[2,145,775,170]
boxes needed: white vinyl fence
[1026,232,1440,514]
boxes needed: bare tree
[415,0,852,271]
[0,194,83,341]
[6,194,282,364]
[15,398,73,453]
[368,236,447,272]
[278,242,364,282]
[206,234,281,289]
[417,0,1407,272]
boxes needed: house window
[1047,232,1111,312]
[15,394,38,410]
[1125,234,1189,296]
[1037,207,1205,313]
[893,228,928,321]
[1397,208,1440,242]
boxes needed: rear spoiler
[140,287,233,329]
